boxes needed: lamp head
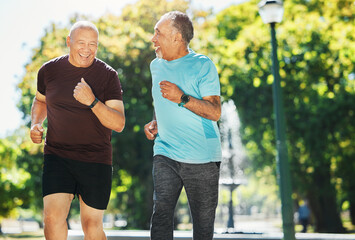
[258,0,284,24]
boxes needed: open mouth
[79,53,90,58]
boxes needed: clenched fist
[144,120,158,140]
[73,78,95,106]
[30,124,44,144]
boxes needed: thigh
[42,154,77,197]
[182,162,220,238]
[152,155,183,206]
[151,156,183,240]
[73,160,113,210]
[182,162,220,204]
[79,196,105,230]
[43,193,74,220]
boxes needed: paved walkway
[67,218,355,240]
[68,230,355,240]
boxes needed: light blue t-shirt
[150,50,222,164]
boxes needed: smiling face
[66,27,98,68]
[151,18,177,60]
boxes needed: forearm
[31,97,47,127]
[183,96,221,121]
[159,81,221,121]
[91,101,125,133]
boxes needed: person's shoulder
[187,51,215,69]
[40,55,68,72]
[189,51,211,63]
[42,55,68,68]
[94,58,117,74]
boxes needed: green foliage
[0,137,25,217]
[0,129,41,219]
[1,0,354,233]
[205,0,354,233]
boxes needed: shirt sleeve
[198,59,220,97]
[104,70,123,101]
[37,65,46,95]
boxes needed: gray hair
[162,11,194,45]
[69,21,99,39]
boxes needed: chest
[45,67,106,108]
[151,64,202,98]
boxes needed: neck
[165,46,189,61]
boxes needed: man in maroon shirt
[30,21,125,240]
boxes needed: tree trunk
[307,166,345,233]
[348,184,355,226]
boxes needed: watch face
[182,94,190,103]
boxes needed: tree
[0,134,29,217]
[203,0,354,232]
[6,0,354,232]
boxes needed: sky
[0,0,245,138]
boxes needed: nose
[82,43,93,53]
[151,33,156,43]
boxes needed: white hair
[69,21,99,38]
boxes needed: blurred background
[0,0,354,238]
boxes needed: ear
[174,32,183,43]
[66,36,71,47]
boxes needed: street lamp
[258,1,296,240]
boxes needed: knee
[81,217,103,237]
[151,201,176,228]
[43,208,67,227]
[154,200,175,213]
[153,201,176,220]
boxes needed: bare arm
[159,80,221,121]
[91,99,125,133]
[30,91,47,144]
[73,78,125,133]
[182,95,221,121]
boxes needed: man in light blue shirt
[144,11,221,240]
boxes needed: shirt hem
[153,153,221,164]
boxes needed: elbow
[114,125,124,133]
[211,116,220,122]
[113,119,125,133]
[205,109,221,122]
[212,109,221,122]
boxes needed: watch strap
[178,102,185,107]
[178,94,190,107]
[89,97,99,108]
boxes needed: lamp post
[258,1,296,240]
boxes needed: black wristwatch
[89,97,99,108]
[178,94,190,107]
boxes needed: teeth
[79,53,89,58]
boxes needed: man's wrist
[89,97,99,108]
[178,94,190,107]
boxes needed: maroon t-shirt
[37,55,123,165]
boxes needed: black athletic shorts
[42,154,112,210]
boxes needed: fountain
[218,99,247,232]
